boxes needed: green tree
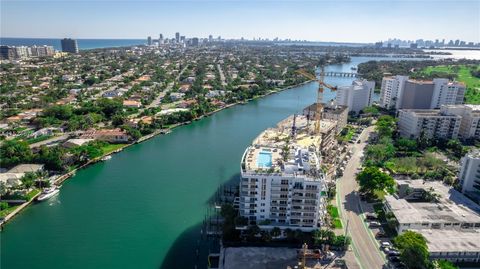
[313,229,335,245]
[112,113,126,127]
[270,227,281,237]
[394,231,431,269]
[21,172,37,188]
[96,98,123,118]
[43,105,74,120]
[436,260,459,269]
[0,202,9,210]
[396,137,418,153]
[0,140,33,168]
[36,146,65,171]
[356,166,395,197]
[376,115,396,138]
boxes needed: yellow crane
[296,66,337,135]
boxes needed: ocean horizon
[0,37,146,50]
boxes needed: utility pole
[344,219,350,247]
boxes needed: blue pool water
[257,151,273,168]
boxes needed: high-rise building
[175,32,180,43]
[209,35,213,42]
[379,75,409,109]
[379,76,465,110]
[1,45,54,59]
[158,34,164,44]
[147,36,152,46]
[239,115,327,231]
[0,46,16,60]
[335,79,375,114]
[459,149,480,195]
[61,38,79,53]
[441,105,480,140]
[191,37,199,46]
[431,78,465,109]
[397,108,461,140]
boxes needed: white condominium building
[239,115,328,231]
[379,76,465,110]
[441,105,480,140]
[431,78,466,109]
[460,149,480,194]
[379,75,408,109]
[397,109,461,140]
[335,79,375,114]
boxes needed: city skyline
[1,0,479,43]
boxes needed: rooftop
[465,148,480,159]
[7,164,44,174]
[421,229,480,253]
[242,115,327,181]
[385,179,480,224]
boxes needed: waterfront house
[81,128,130,143]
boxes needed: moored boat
[37,187,60,201]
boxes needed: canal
[0,57,398,269]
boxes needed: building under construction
[239,110,338,231]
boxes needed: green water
[1,56,394,268]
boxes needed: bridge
[315,72,359,78]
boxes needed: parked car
[390,257,401,264]
[381,241,392,249]
[365,213,378,220]
[375,231,387,238]
[387,250,400,257]
[369,221,381,227]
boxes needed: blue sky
[1,0,479,43]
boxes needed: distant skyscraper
[61,38,79,53]
[191,37,199,46]
[175,32,180,43]
[0,46,16,60]
[209,35,213,42]
[147,36,152,46]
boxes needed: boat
[37,187,60,201]
[101,155,112,161]
[351,66,358,70]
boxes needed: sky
[1,0,479,43]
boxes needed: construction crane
[296,66,337,135]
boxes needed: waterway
[0,57,411,269]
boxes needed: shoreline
[0,80,314,229]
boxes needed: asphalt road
[337,125,386,269]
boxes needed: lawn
[333,219,343,229]
[327,205,343,229]
[420,65,480,104]
[0,205,20,218]
[101,143,128,155]
[25,189,41,201]
[328,205,340,218]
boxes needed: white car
[381,241,392,248]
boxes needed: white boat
[101,155,112,161]
[37,187,60,201]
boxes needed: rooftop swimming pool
[257,151,273,168]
